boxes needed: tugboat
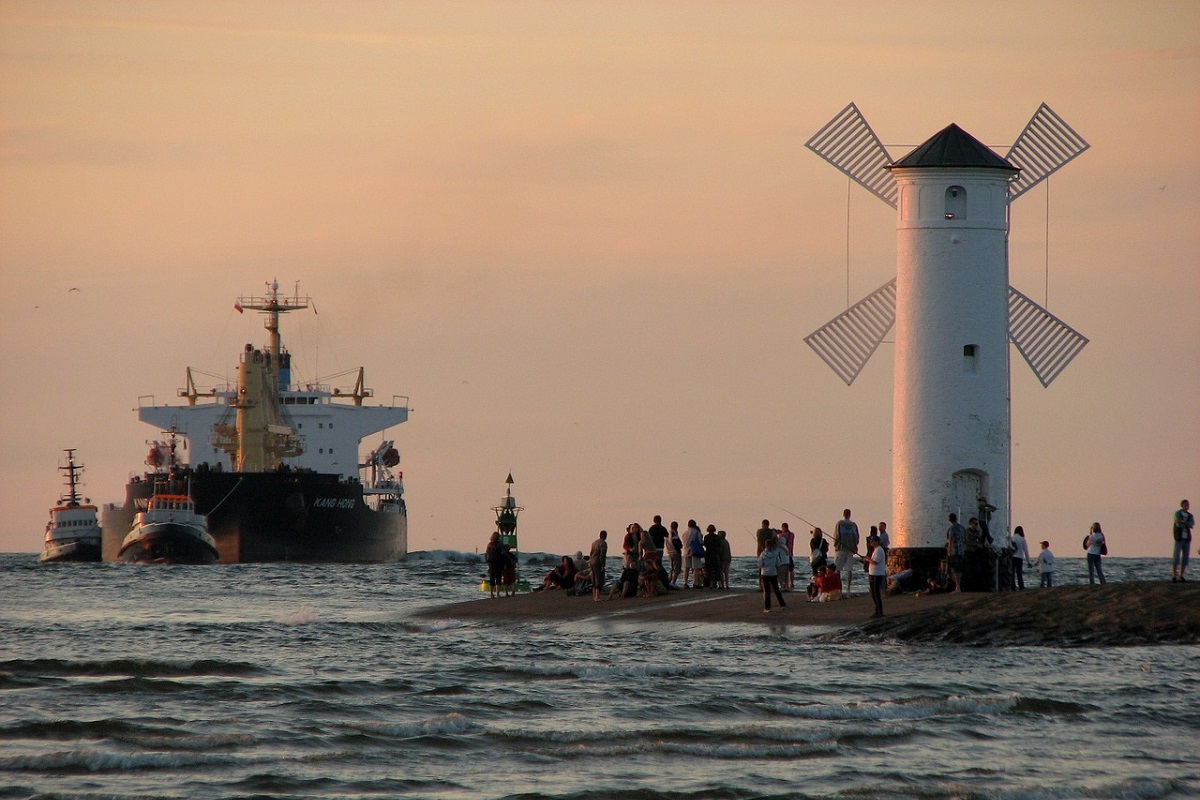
[100,280,409,563]
[480,474,531,593]
[118,432,218,564]
[38,449,102,563]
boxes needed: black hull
[101,468,407,564]
[119,524,219,565]
[38,541,103,564]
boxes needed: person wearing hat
[1035,539,1055,588]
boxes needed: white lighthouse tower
[803,104,1090,585]
[889,125,1016,557]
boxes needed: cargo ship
[100,280,408,563]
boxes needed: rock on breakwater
[830,583,1200,646]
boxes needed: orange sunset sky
[2,2,1197,558]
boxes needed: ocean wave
[0,657,269,679]
[779,693,1018,721]
[1009,696,1092,715]
[0,748,240,772]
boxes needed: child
[1036,540,1055,588]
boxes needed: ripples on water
[1,554,1196,799]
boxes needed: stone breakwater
[829,583,1200,646]
[422,583,1199,646]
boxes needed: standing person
[589,530,608,601]
[1010,525,1031,590]
[757,536,787,613]
[755,519,775,556]
[1085,522,1107,585]
[877,521,890,552]
[622,524,639,562]
[717,530,732,589]
[1036,540,1055,588]
[834,509,860,597]
[647,515,668,561]
[666,521,683,588]
[703,525,722,588]
[777,523,796,590]
[485,532,506,599]
[862,532,887,617]
[945,513,966,593]
[1173,500,1194,583]
[809,528,829,575]
[977,496,997,544]
[683,520,703,589]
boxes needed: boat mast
[59,449,82,507]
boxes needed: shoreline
[416,582,1200,646]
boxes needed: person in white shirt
[1010,526,1031,590]
[1036,540,1055,588]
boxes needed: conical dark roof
[887,123,1017,172]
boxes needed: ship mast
[59,449,83,507]
[236,279,309,369]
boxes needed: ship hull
[119,522,219,565]
[101,468,407,564]
[38,540,102,564]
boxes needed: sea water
[1,553,1196,800]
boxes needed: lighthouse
[888,125,1016,574]
[803,103,1090,588]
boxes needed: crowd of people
[481,499,1197,605]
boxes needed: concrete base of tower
[887,546,1009,593]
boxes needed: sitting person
[886,568,914,596]
[916,559,956,596]
[608,555,640,599]
[816,564,843,602]
[542,555,578,591]
[806,564,826,600]
[638,554,667,597]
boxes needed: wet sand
[418,582,1200,646]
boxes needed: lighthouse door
[952,471,983,521]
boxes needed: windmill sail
[1007,287,1089,387]
[1005,103,1091,201]
[804,279,897,385]
[805,103,897,208]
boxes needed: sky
[2,2,1197,559]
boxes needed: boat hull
[119,522,219,565]
[38,540,102,564]
[102,468,407,564]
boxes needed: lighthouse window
[964,344,978,372]
[945,185,966,220]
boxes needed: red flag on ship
[234,303,243,313]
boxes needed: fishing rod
[771,504,826,538]
[774,504,867,557]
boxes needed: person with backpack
[809,528,829,575]
[834,509,860,597]
[666,521,683,588]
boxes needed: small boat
[38,449,102,563]
[119,432,218,564]
[119,490,219,564]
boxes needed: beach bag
[1101,541,1108,556]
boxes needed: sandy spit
[416,583,1200,646]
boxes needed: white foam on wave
[278,607,320,625]
[354,711,481,738]
[781,692,1019,721]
